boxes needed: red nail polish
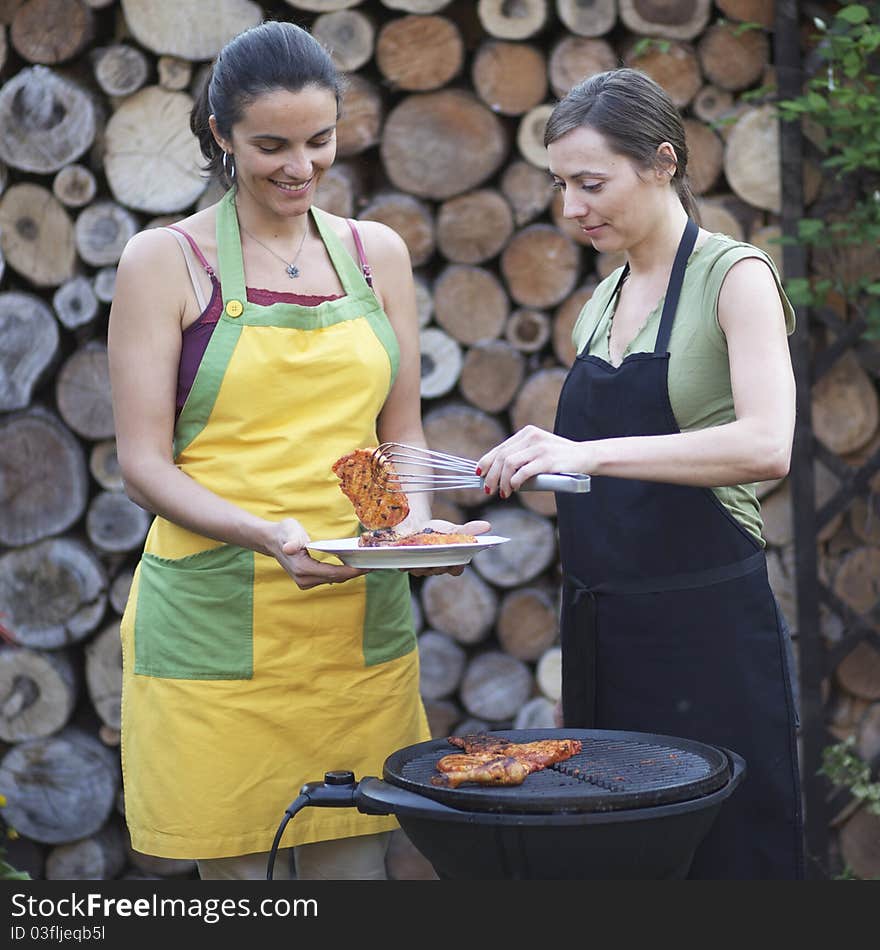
[484,485,490,494]
[500,490,506,500]
[475,467,481,476]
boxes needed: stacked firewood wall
[0,0,877,881]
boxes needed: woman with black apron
[478,69,804,879]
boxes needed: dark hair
[544,68,700,224]
[191,20,343,184]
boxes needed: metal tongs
[371,442,590,493]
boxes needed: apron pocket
[134,544,254,680]
[363,570,416,666]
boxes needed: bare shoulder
[322,211,408,264]
[117,205,218,274]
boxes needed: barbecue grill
[272,729,745,880]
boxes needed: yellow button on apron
[225,299,243,318]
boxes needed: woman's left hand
[477,426,590,498]
[404,519,491,577]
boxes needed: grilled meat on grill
[433,734,584,787]
[430,755,533,788]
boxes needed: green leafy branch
[820,737,880,816]
[777,3,880,337]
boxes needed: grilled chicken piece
[447,733,513,754]
[501,739,583,767]
[430,755,534,788]
[435,752,507,773]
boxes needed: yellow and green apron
[119,190,430,859]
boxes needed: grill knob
[324,770,356,786]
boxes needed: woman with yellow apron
[108,21,481,880]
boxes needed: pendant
[286,264,300,278]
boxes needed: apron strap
[311,206,370,298]
[215,189,248,311]
[654,217,699,354]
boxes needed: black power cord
[266,793,311,880]
[266,772,359,879]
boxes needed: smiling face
[548,124,674,254]
[210,84,338,219]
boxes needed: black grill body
[297,729,746,880]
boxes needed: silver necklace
[239,220,309,278]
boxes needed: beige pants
[197,832,390,881]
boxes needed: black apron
[554,220,804,879]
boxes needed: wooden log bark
[765,545,796,630]
[501,224,580,308]
[692,84,735,124]
[716,0,775,29]
[74,200,139,267]
[556,0,617,37]
[157,55,192,91]
[85,619,122,731]
[436,188,513,264]
[92,43,149,97]
[460,650,533,721]
[417,629,466,700]
[0,291,59,411]
[0,726,119,843]
[850,492,880,546]
[433,264,509,344]
[89,439,125,491]
[471,503,556,587]
[514,695,556,729]
[695,196,745,241]
[510,366,567,433]
[697,20,770,91]
[683,118,723,194]
[55,340,115,440]
[359,190,435,267]
[336,73,383,157]
[749,224,784,278]
[103,87,206,214]
[376,14,463,91]
[380,0,453,12]
[500,159,554,227]
[420,568,498,644]
[812,351,879,455]
[109,568,134,616]
[53,277,99,331]
[459,340,525,413]
[0,183,76,287]
[0,646,78,742]
[314,161,362,219]
[619,0,711,40]
[471,40,547,116]
[833,550,880,637]
[553,283,596,366]
[505,307,551,353]
[477,0,547,40]
[496,585,558,661]
[536,644,561,701]
[623,39,702,108]
[45,823,127,880]
[422,402,506,506]
[381,89,507,199]
[0,409,89,546]
[419,326,462,399]
[86,490,151,554]
[0,538,107,649]
[516,103,553,169]
[413,273,433,328]
[285,0,365,9]
[422,698,461,739]
[0,66,97,173]
[312,9,375,73]
[11,0,94,64]
[120,0,262,59]
[548,35,616,99]
[93,266,116,304]
[839,806,880,882]
[52,164,97,208]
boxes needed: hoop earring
[222,151,235,181]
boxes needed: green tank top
[571,232,796,546]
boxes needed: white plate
[308,535,510,569]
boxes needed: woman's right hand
[270,518,366,590]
